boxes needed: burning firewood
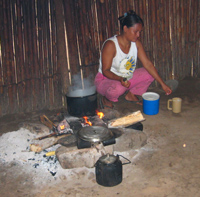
[40,115,72,135]
[108,110,145,128]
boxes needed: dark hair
[118,10,144,30]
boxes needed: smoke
[69,72,95,92]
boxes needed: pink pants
[94,67,154,102]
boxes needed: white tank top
[98,35,137,80]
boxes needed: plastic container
[142,92,160,115]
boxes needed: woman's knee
[105,84,126,102]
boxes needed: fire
[83,111,104,126]
[60,125,65,130]
[83,116,92,126]
[96,110,104,119]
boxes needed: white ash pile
[0,128,75,185]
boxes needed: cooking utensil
[77,137,116,149]
[95,154,131,187]
[77,126,113,143]
[66,86,97,117]
[77,126,115,149]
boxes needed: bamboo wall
[0,0,199,117]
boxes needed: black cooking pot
[66,86,97,117]
[95,154,131,187]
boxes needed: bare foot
[125,91,142,105]
[102,96,113,109]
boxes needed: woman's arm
[136,40,172,95]
[101,40,130,87]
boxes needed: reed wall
[0,0,199,117]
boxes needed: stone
[57,134,77,147]
[55,128,147,169]
[56,143,114,169]
[20,122,50,135]
[113,128,147,152]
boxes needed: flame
[83,116,92,126]
[60,125,65,130]
[96,110,104,119]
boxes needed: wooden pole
[55,0,70,98]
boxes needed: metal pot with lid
[77,126,115,149]
[78,126,113,142]
[95,153,131,187]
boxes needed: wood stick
[30,133,71,152]
[34,133,71,141]
[108,110,145,128]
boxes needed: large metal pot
[66,86,97,117]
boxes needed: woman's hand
[121,78,131,88]
[162,84,172,95]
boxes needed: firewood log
[108,110,145,128]
[30,134,71,152]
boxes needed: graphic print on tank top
[118,56,136,79]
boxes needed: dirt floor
[0,77,200,197]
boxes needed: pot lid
[78,126,112,142]
[98,154,118,164]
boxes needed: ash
[0,128,85,186]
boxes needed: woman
[95,10,172,109]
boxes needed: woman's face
[124,23,143,42]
